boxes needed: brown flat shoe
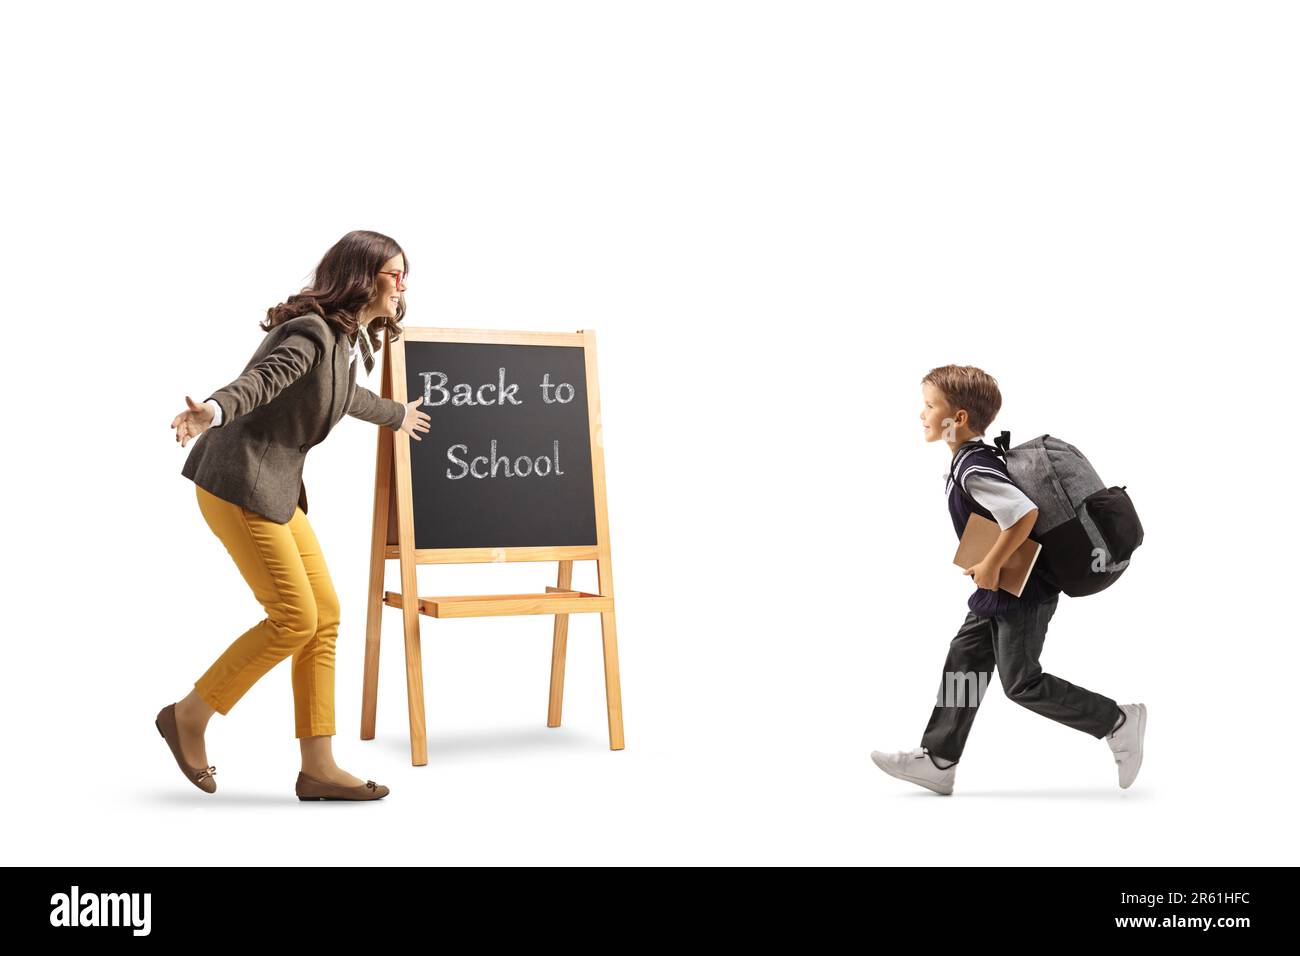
[155,703,216,793]
[296,771,389,801]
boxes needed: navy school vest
[946,439,1061,618]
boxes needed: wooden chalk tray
[382,587,614,619]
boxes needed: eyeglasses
[379,270,406,287]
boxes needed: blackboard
[399,340,599,550]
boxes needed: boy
[870,365,1146,795]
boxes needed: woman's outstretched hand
[171,395,214,448]
[400,398,431,441]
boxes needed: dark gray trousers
[920,594,1122,763]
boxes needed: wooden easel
[358,327,624,766]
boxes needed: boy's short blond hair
[921,365,1002,435]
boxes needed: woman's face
[365,253,407,323]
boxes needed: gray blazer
[181,313,406,523]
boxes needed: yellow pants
[193,484,339,738]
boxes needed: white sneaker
[870,746,956,795]
[1106,703,1147,789]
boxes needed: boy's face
[920,382,968,443]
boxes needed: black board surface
[400,340,598,550]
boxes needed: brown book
[953,512,1043,597]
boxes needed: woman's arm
[346,382,407,430]
[205,317,331,425]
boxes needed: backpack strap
[991,430,1011,460]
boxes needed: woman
[160,230,431,801]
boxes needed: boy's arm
[963,473,1039,574]
[980,508,1039,570]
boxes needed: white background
[2,1,1296,865]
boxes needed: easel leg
[361,420,394,741]
[599,602,625,750]
[547,560,573,727]
[402,599,428,766]
[372,331,427,766]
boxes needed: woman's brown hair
[262,230,409,353]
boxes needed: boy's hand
[964,559,1002,591]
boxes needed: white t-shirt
[952,438,1038,530]
[965,472,1038,530]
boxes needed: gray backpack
[987,431,1144,597]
